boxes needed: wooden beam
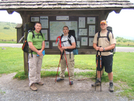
[7,10,14,14]
[114,10,121,13]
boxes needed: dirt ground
[0,72,131,101]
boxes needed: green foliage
[13,71,28,80]
[116,37,134,46]
[41,55,96,70]
[0,22,17,41]
[0,47,23,74]
[0,89,5,95]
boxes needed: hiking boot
[30,84,37,91]
[56,78,64,82]
[91,79,101,87]
[37,82,44,86]
[109,82,114,92]
[69,81,73,85]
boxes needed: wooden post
[24,52,29,75]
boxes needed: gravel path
[0,73,130,101]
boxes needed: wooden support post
[24,52,29,75]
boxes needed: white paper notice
[79,17,85,28]
[40,16,48,28]
[41,30,48,40]
[56,16,69,20]
[79,29,87,36]
[81,37,88,46]
[89,25,95,36]
[87,17,96,24]
[31,17,39,22]
[45,41,49,48]
[53,42,58,47]
[89,38,94,46]
[77,41,80,48]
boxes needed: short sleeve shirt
[93,30,116,56]
[27,30,45,54]
[61,34,75,54]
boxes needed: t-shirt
[61,34,75,54]
[93,30,116,56]
[27,30,45,54]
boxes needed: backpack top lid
[69,30,75,38]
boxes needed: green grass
[0,22,17,41]
[0,47,134,99]
[14,71,95,80]
[0,41,16,43]
[0,89,5,95]
[0,47,24,74]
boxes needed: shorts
[97,55,113,73]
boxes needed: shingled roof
[0,0,134,11]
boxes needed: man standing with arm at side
[92,20,116,92]
[27,22,45,91]
[56,26,76,85]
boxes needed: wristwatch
[103,48,105,51]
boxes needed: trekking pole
[95,50,99,91]
[55,53,62,83]
[55,36,62,83]
[64,50,71,85]
[100,51,102,91]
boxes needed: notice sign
[79,17,85,28]
[81,37,88,46]
[87,17,96,24]
[31,17,39,22]
[40,16,48,28]
[56,16,69,20]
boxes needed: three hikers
[26,20,116,92]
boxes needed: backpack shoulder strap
[30,30,35,39]
[107,31,110,41]
[97,31,100,41]
[68,34,72,45]
[61,34,63,40]
[97,31,100,46]
[40,31,43,38]
[107,31,114,42]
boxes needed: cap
[100,20,107,25]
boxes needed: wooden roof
[0,0,134,11]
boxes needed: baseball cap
[100,20,107,25]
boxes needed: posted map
[50,21,77,40]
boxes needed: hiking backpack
[22,30,43,53]
[97,29,116,54]
[60,30,78,55]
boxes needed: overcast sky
[0,8,134,40]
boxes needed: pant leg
[60,54,66,79]
[66,54,74,81]
[28,54,38,86]
[36,55,43,83]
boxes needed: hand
[62,47,67,50]
[95,46,100,51]
[99,47,103,52]
[60,49,63,53]
[37,50,43,56]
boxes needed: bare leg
[108,72,113,81]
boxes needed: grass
[0,22,17,41]
[0,89,5,95]
[0,47,134,99]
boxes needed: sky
[0,7,134,40]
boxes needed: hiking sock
[97,78,101,82]
[109,80,113,84]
